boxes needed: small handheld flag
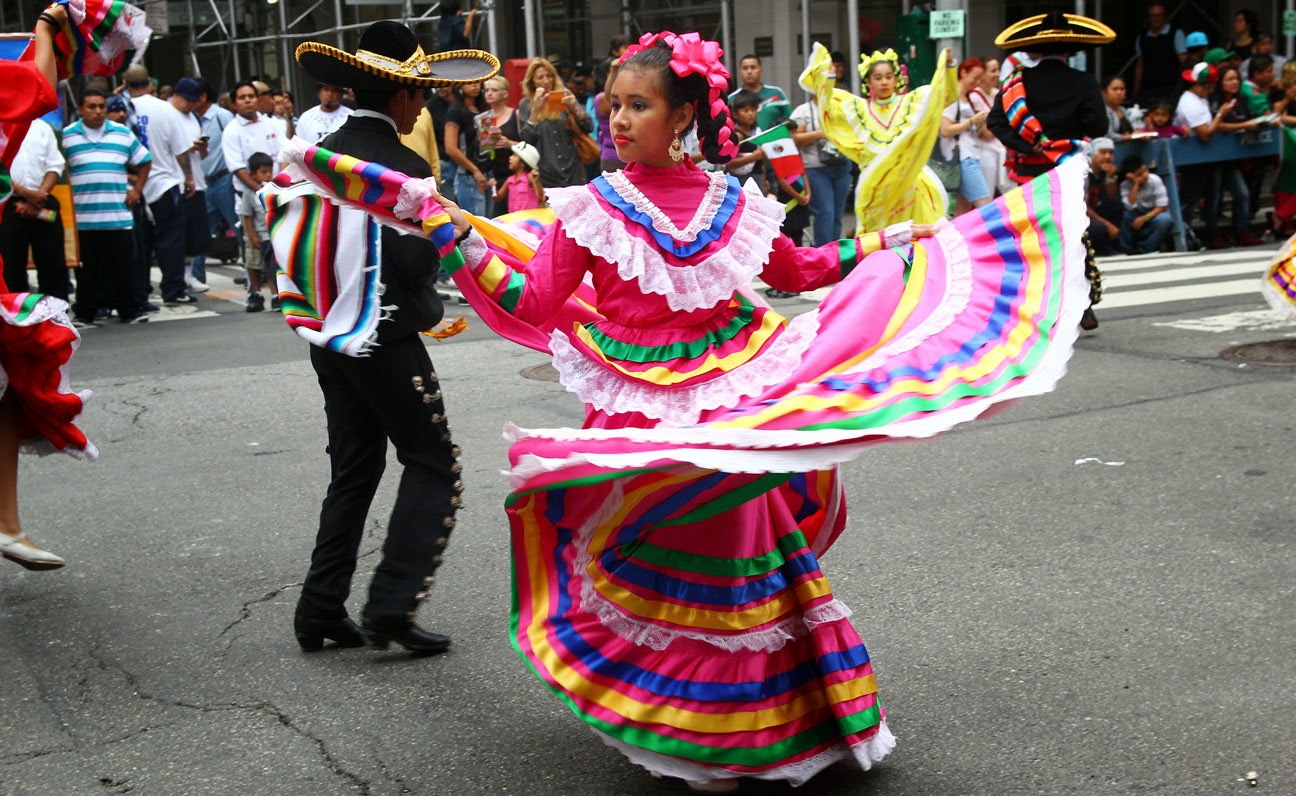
[747,124,806,189]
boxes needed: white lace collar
[602,168,730,244]
[547,179,786,312]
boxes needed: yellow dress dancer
[799,43,956,231]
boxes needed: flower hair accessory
[858,48,907,95]
[621,30,739,160]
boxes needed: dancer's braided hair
[621,40,734,166]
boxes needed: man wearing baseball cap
[1184,31,1209,68]
[1174,63,1218,249]
[169,77,212,292]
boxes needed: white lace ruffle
[594,720,895,787]
[66,0,151,66]
[392,176,443,220]
[547,181,786,312]
[548,309,820,425]
[451,229,486,269]
[569,481,857,654]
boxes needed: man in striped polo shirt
[63,88,152,326]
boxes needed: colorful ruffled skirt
[0,291,96,459]
[505,158,1091,784]
[1262,233,1296,318]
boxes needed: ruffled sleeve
[445,222,601,353]
[761,223,913,293]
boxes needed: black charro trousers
[298,334,460,624]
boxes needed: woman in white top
[940,57,993,214]
[970,57,1010,196]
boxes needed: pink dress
[441,156,1092,785]
[505,171,541,213]
[1,59,96,460]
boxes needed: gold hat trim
[295,41,501,87]
[995,14,1117,49]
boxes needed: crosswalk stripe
[1098,248,1277,272]
[1099,279,1262,309]
[1105,261,1266,288]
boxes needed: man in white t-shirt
[124,64,204,306]
[1173,62,1219,246]
[170,77,213,293]
[295,83,353,143]
[222,81,284,202]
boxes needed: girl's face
[484,84,508,105]
[734,104,757,129]
[608,66,693,168]
[533,68,556,91]
[1221,69,1240,94]
[960,66,983,92]
[1234,13,1248,34]
[462,82,482,99]
[867,62,896,99]
[1105,79,1126,105]
[508,153,522,171]
[1148,107,1170,126]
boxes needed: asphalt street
[1,262,1293,795]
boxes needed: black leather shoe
[294,615,366,651]
[361,620,451,655]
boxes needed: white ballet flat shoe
[0,532,66,571]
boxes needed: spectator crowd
[4,3,1293,325]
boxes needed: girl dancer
[271,30,1092,792]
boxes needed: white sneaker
[185,277,211,293]
[1,532,65,570]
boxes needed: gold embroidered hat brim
[995,13,1116,51]
[296,41,501,90]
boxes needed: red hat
[1182,62,1217,84]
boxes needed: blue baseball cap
[1186,31,1209,48]
[105,94,128,113]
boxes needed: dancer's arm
[761,222,937,293]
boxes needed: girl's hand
[428,188,469,235]
[911,223,938,239]
[533,87,548,106]
[970,110,988,127]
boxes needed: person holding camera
[517,57,593,189]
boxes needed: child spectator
[764,120,810,299]
[238,152,277,312]
[1141,100,1187,137]
[496,142,545,213]
[725,89,766,185]
[1118,154,1174,254]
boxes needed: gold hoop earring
[668,130,684,163]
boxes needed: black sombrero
[296,20,499,91]
[995,12,1116,54]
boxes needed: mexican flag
[747,124,805,188]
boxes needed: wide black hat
[995,12,1116,54]
[296,20,499,91]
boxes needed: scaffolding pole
[720,0,732,77]
[524,0,537,58]
[847,0,860,94]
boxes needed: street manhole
[1221,340,1296,366]
[520,363,561,382]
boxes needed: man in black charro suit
[289,21,498,655]
[987,11,1113,331]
